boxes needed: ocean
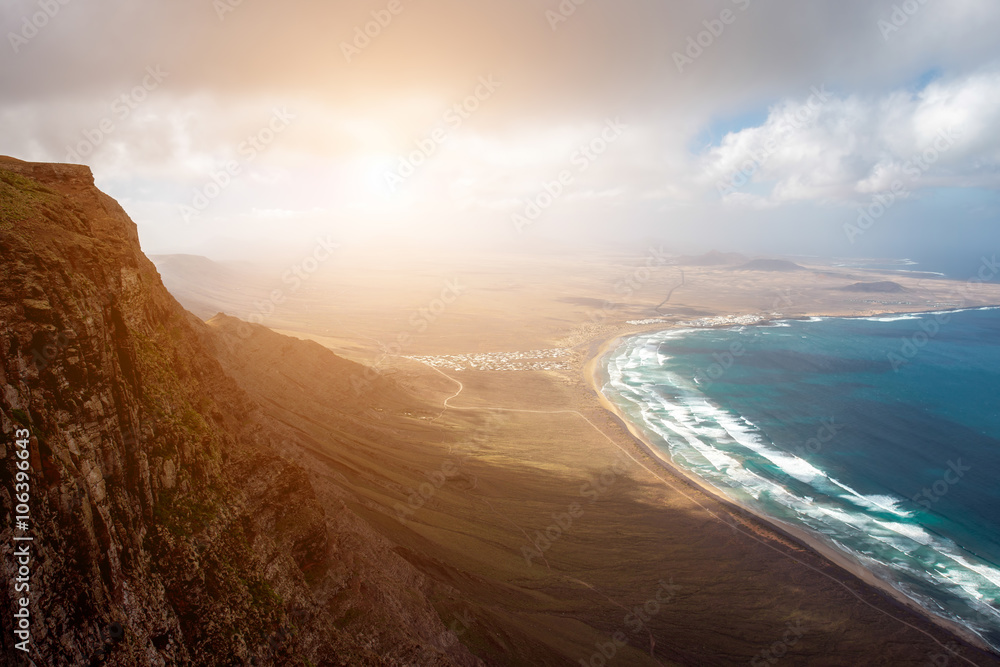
[601,307,1000,651]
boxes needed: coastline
[583,325,996,656]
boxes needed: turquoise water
[602,308,1000,651]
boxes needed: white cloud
[2,0,999,258]
[698,69,1000,207]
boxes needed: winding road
[412,358,984,666]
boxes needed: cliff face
[0,157,478,666]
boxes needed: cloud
[1,0,999,260]
[699,69,1000,207]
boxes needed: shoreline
[779,303,1000,323]
[582,324,997,657]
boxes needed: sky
[2,0,1000,272]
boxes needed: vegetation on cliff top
[0,168,55,229]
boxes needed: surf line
[415,360,985,667]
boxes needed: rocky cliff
[0,157,479,666]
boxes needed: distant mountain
[150,254,267,320]
[679,250,748,266]
[736,258,805,272]
[206,312,411,420]
[150,252,238,280]
[839,281,907,293]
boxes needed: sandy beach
[585,327,995,654]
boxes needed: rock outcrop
[0,157,478,666]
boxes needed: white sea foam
[871,520,934,546]
[828,478,913,518]
[852,494,915,519]
[893,268,946,276]
[949,555,1000,590]
[816,506,863,529]
[862,315,921,322]
[603,329,1000,651]
[922,305,1000,317]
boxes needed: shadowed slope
[0,157,480,666]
